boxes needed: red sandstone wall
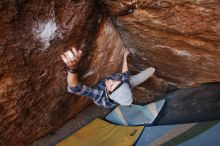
[0,0,101,145]
[1,0,220,145]
[104,0,220,85]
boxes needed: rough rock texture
[0,0,103,145]
[1,0,220,145]
[103,0,220,86]
[0,0,138,145]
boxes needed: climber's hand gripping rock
[61,47,82,69]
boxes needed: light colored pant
[129,67,155,88]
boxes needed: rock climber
[61,47,155,108]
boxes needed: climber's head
[105,79,133,105]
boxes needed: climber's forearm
[122,49,129,73]
[67,72,78,87]
[122,56,128,73]
[61,47,82,87]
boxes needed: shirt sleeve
[107,71,130,85]
[67,83,103,101]
[120,71,130,84]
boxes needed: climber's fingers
[64,51,74,62]
[75,50,82,61]
[71,47,82,61]
[79,50,83,55]
[63,53,73,67]
[71,47,78,56]
[62,52,74,65]
[124,48,130,57]
[61,55,68,64]
[67,50,76,61]
[78,50,83,58]
[61,48,83,68]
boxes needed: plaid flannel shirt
[67,71,130,108]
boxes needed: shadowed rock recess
[0,0,220,145]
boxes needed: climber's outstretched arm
[61,47,82,87]
[122,48,129,73]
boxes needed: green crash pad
[56,118,144,146]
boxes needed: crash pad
[135,120,220,146]
[156,82,220,125]
[56,118,144,146]
[105,99,165,126]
